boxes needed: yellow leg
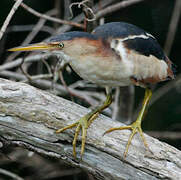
[56,91,112,159]
[104,88,152,158]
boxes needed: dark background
[0,0,180,179]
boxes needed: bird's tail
[165,56,176,80]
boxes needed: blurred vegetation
[0,0,180,179]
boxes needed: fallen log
[0,78,180,180]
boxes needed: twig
[59,69,74,102]
[133,73,181,120]
[21,9,57,45]
[7,25,54,34]
[0,70,99,105]
[58,67,95,104]
[95,0,145,19]
[0,53,55,72]
[52,59,66,92]
[150,73,181,107]
[69,0,96,22]
[54,0,61,26]
[64,0,71,20]
[13,0,84,29]
[54,0,144,41]
[21,74,53,83]
[164,0,181,55]
[69,0,89,19]
[112,86,134,123]
[1,51,103,106]
[0,168,24,180]
[19,57,32,81]
[69,80,91,89]
[112,87,120,121]
[0,0,23,41]
[83,0,97,32]
[41,59,52,76]
[18,53,53,82]
[6,9,57,62]
[56,0,118,34]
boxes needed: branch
[0,0,23,41]
[150,73,181,107]
[133,74,181,120]
[0,52,55,71]
[55,0,118,34]
[0,70,100,106]
[95,0,145,19]
[0,78,181,179]
[112,86,134,123]
[6,9,57,62]
[164,0,181,55]
[13,0,84,29]
[0,168,24,180]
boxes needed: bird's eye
[58,42,64,48]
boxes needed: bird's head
[8,31,102,60]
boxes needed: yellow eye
[58,42,64,48]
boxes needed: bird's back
[92,22,165,60]
[92,22,148,39]
[92,22,175,86]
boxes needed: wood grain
[0,78,180,180]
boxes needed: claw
[103,126,131,136]
[104,121,148,158]
[73,124,81,158]
[56,117,88,159]
[56,92,112,159]
[56,122,78,133]
[81,124,87,157]
[103,88,152,158]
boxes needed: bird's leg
[56,90,112,159]
[104,88,152,158]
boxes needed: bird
[8,22,175,159]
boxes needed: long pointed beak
[8,43,53,52]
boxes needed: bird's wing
[92,22,148,39]
[93,22,175,81]
[120,34,166,60]
[92,22,165,60]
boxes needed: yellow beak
[8,43,53,52]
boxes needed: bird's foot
[56,111,99,159]
[104,119,148,158]
[56,91,112,159]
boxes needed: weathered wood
[0,78,180,180]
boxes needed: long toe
[56,122,78,133]
[73,124,81,158]
[104,121,148,158]
[103,125,132,136]
[55,91,112,159]
[55,113,94,159]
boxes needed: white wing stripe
[119,34,150,42]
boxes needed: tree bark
[0,78,180,180]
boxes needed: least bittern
[9,22,175,159]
